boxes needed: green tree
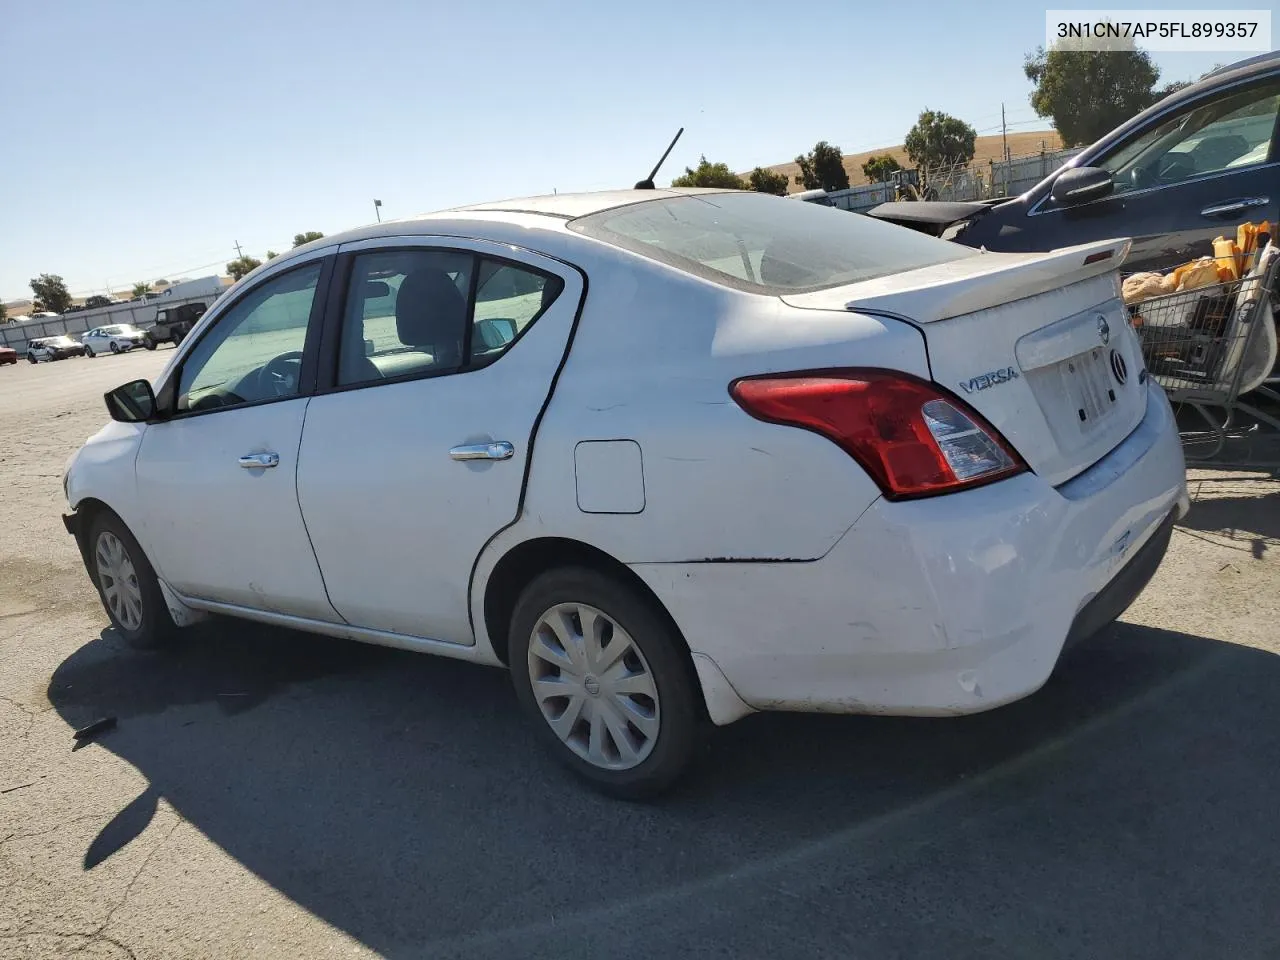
[746,167,789,195]
[131,281,151,298]
[904,110,977,169]
[265,250,280,260]
[29,274,72,314]
[0,301,6,322]
[794,141,850,191]
[1024,38,1160,147]
[671,156,746,189]
[153,279,170,288]
[226,256,262,281]
[293,231,325,247]
[861,154,902,183]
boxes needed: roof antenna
[634,127,684,190]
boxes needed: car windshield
[102,325,136,335]
[48,337,75,345]
[569,192,976,294]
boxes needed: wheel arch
[68,496,123,569]
[480,536,710,722]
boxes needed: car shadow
[1179,475,1280,559]
[47,620,1280,959]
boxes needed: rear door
[295,237,582,644]
[1028,75,1280,273]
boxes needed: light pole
[373,199,382,223]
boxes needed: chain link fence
[817,147,1084,213]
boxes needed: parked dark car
[143,302,207,349]
[866,52,1280,274]
[0,346,16,366]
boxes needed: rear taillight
[729,369,1027,500]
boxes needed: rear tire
[110,342,120,354]
[85,346,95,358]
[86,512,176,650]
[509,567,701,799]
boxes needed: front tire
[144,339,157,351]
[87,512,176,649]
[509,567,701,799]
[27,354,37,364]
[85,346,95,358]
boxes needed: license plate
[1055,347,1116,434]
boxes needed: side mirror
[104,379,157,423]
[1051,166,1114,206]
[475,317,517,349]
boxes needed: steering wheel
[259,351,304,398]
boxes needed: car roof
[239,188,737,284]
[449,187,729,218]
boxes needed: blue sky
[0,0,1236,300]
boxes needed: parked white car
[82,324,147,356]
[62,189,1189,796]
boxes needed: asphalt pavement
[2,350,1279,959]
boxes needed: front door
[134,258,342,621]
[296,239,582,643]
[1033,75,1280,272]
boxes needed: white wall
[0,293,223,352]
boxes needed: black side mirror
[1051,166,1114,206]
[104,379,157,423]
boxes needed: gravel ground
[2,351,1279,960]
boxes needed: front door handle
[1201,197,1269,218]
[238,452,280,469]
[449,441,514,462]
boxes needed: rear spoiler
[782,239,1133,323]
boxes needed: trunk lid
[782,240,1145,486]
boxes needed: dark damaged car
[866,52,1280,273]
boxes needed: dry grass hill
[751,130,1065,193]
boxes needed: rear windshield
[568,192,976,294]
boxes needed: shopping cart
[1130,252,1280,462]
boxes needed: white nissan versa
[62,189,1189,797]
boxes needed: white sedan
[62,189,1189,796]
[82,324,147,356]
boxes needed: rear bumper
[634,381,1189,721]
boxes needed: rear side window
[569,192,975,294]
[337,251,563,387]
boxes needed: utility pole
[1001,103,1010,163]
[373,199,382,223]
[233,241,244,259]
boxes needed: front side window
[337,251,561,386]
[569,192,974,294]
[177,263,322,412]
[1100,79,1280,193]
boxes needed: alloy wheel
[95,531,144,631]
[526,602,660,770]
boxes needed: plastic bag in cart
[1235,244,1278,395]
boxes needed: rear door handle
[238,452,280,469]
[449,441,514,461]
[1200,197,1269,218]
